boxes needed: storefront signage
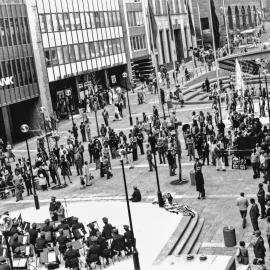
[0,76,13,87]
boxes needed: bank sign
[0,76,14,87]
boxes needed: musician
[9,222,20,236]
[0,257,11,270]
[49,196,58,221]
[71,217,86,240]
[35,232,47,256]
[63,242,80,270]
[42,219,54,242]
[101,217,113,240]
[11,234,22,252]
[56,229,69,255]
[29,223,38,246]
[87,223,100,237]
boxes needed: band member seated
[86,236,101,268]
[11,234,22,253]
[35,232,47,257]
[0,256,11,270]
[63,242,80,270]
[123,225,134,255]
[56,229,70,255]
[111,229,128,256]
[71,217,86,240]
[29,223,38,246]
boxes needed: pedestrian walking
[80,122,86,142]
[194,158,205,199]
[257,183,266,219]
[236,192,249,228]
[102,108,109,127]
[251,148,260,179]
[250,198,260,232]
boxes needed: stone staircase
[153,212,204,265]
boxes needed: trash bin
[223,226,236,247]
[190,170,196,186]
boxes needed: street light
[93,101,100,137]
[65,89,75,126]
[120,158,140,270]
[122,72,133,126]
[20,124,40,210]
[149,123,164,207]
[40,107,51,154]
[0,214,14,270]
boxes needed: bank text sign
[0,76,14,87]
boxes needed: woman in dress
[194,158,205,199]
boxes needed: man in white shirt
[236,192,249,229]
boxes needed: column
[163,29,170,63]
[1,106,12,144]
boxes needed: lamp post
[20,124,40,210]
[122,72,133,126]
[120,158,140,270]
[0,214,13,270]
[149,123,164,207]
[94,101,100,137]
[65,89,75,126]
[40,107,51,154]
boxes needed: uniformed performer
[63,242,80,270]
[194,158,205,200]
[0,257,11,270]
[49,196,58,221]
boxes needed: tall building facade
[122,0,153,83]
[190,0,262,48]
[146,0,195,65]
[34,0,128,119]
[0,0,44,143]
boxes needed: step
[199,93,209,101]
[171,213,199,256]
[185,89,203,101]
[153,215,192,265]
[180,218,205,255]
[192,241,202,255]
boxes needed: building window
[52,14,60,32]
[4,19,12,46]
[63,13,71,31]
[14,18,22,45]
[9,19,17,45]
[201,18,209,30]
[94,12,101,28]
[46,14,53,32]
[57,47,64,65]
[162,0,167,15]
[127,11,143,27]
[175,0,180,13]
[130,34,146,51]
[39,15,47,33]
[155,0,161,15]
[58,14,65,31]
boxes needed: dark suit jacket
[250,204,260,221]
[254,236,266,258]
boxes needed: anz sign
[0,76,14,87]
